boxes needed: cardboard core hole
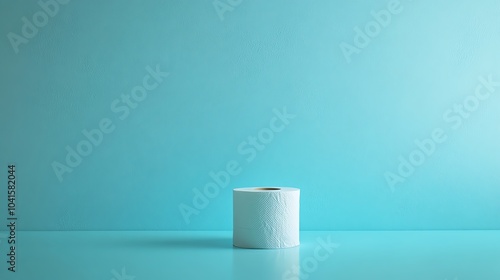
[254,187,281,191]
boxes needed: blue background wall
[1,0,499,231]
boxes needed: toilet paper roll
[233,187,300,249]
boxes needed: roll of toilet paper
[233,187,300,249]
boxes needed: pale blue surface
[0,231,499,279]
[1,0,500,231]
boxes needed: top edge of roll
[233,187,299,192]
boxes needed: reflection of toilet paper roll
[233,246,300,280]
[233,187,300,249]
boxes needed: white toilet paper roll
[233,187,300,249]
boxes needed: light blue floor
[1,231,499,279]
